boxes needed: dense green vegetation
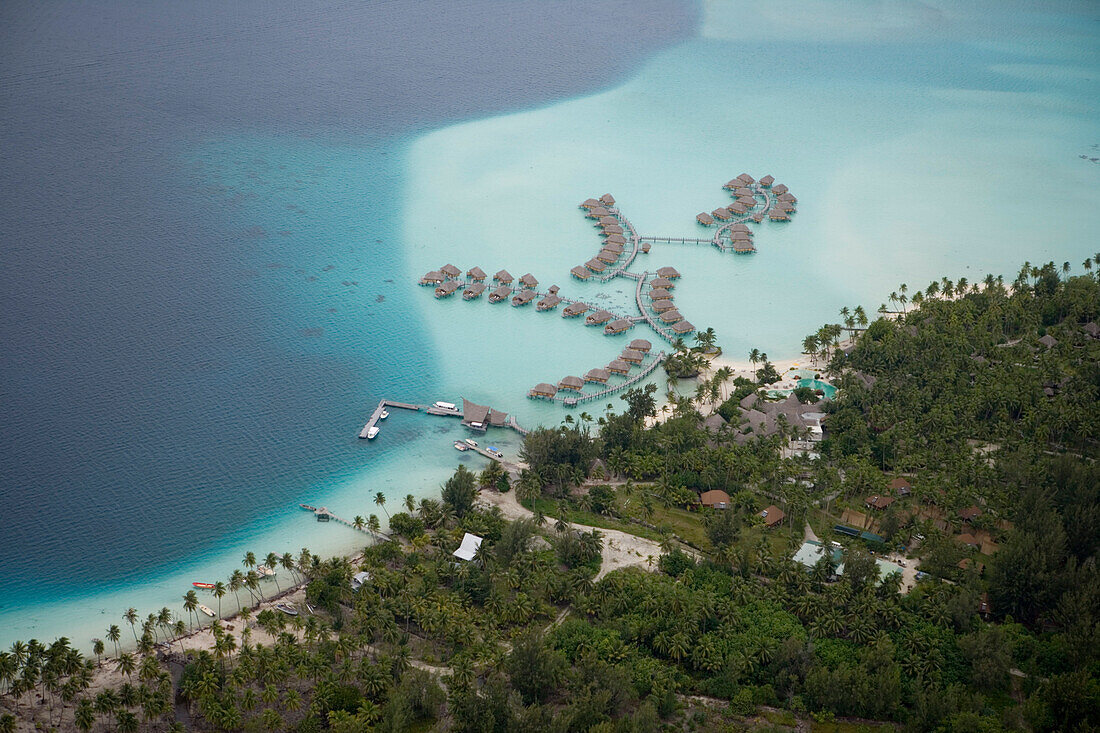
[2,261,1098,731]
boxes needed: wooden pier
[598,211,643,282]
[358,399,529,439]
[557,351,667,405]
[300,504,390,540]
[359,399,420,438]
[633,273,679,343]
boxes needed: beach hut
[420,270,444,285]
[736,195,757,206]
[558,375,585,392]
[649,277,674,290]
[512,290,536,307]
[759,175,775,187]
[563,301,590,317]
[620,348,644,363]
[586,309,613,325]
[529,383,558,399]
[672,320,695,334]
[733,241,755,253]
[600,193,615,205]
[598,216,617,226]
[737,173,755,184]
[585,368,611,383]
[488,285,512,303]
[629,338,652,353]
[713,207,732,221]
[729,202,749,215]
[467,266,487,281]
[602,242,625,253]
[537,294,562,311]
[648,287,672,301]
[660,309,683,324]
[519,273,538,289]
[435,281,460,298]
[696,212,715,226]
[734,187,755,197]
[607,359,631,375]
[494,269,513,284]
[604,319,632,335]
[730,222,750,234]
[772,184,789,195]
[585,258,607,273]
[656,266,680,279]
[769,208,790,221]
[463,282,487,299]
[651,298,675,313]
[723,179,740,190]
[580,198,601,209]
[586,206,610,218]
[440,263,461,278]
[640,242,651,253]
[602,224,624,235]
[604,233,627,245]
[570,266,591,280]
[596,249,619,264]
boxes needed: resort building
[463,282,486,299]
[736,173,755,184]
[700,489,731,509]
[649,277,674,290]
[602,224,623,235]
[598,216,617,226]
[584,368,611,384]
[586,309,613,325]
[519,273,538,289]
[558,376,584,392]
[440,263,461,278]
[648,288,672,301]
[760,505,786,528]
[600,193,615,205]
[512,290,536,307]
[580,198,600,209]
[660,310,683,324]
[529,383,558,399]
[563,302,589,317]
[605,318,632,334]
[696,212,715,226]
[671,320,695,335]
[570,266,591,280]
[640,242,651,253]
[435,281,460,298]
[734,187,754,197]
[420,270,445,285]
[629,339,652,353]
[651,298,675,313]
[769,209,790,221]
[537,294,562,311]
[772,184,789,195]
[606,359,631,375]
[736,195,756,206]
[865,495,896,511]
[488,285,512,303]
[461,398,508,431]
[604,233,627,244]
[656,266,680,278]
[729,202,749,215]
[733,241,755,253]
[888,477,912,496]
[620,348,644,363]
[585,258,607,273]
[494,269,513,284]
[713,207,732,220]
[759,174,775,187]
[596,249,619,264]
[586,206,609,218]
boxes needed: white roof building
[452,533,484,562]
[351,570,372,591]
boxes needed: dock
[359,399,421,439]
[557,351,667,405]
[358,398,529,439]
[299,504,391,540]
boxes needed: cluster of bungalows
[769,183,797,222]
[530,339,653,400]
[646,267,693,335]
[460,398,508,432]
[576,194,634,279]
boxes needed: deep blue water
[0,0,696,604]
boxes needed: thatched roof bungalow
[586,206,610,218]
[730,222,750,234]
[488,286,512,303]
[713,207,732,221]
[651,298,675,312]
[420,270,445,285]
[772,183,789,195]
[461,399,494,430]
[660,309,683,324]
[777,192,797,202]
[512,289,536,306]
[494,269,513,284]
[598,216,617,226]
[730,230,752,241]
[580,198,601,209]
[723,179,740,190]
[463,282,487,299]
[640,242,651,253]
[602,242,625,254]
[736,195,757,206]
[604,233,626,244]
[596,249,619,264]
[649,277,674,290]
[529,383,558,399]
[752,212,765,222]
[606,359,631,374]
[657,266,680,279]
[672,320,695,334]
[648,287,672,300]
[585,258,607,273]
[440,263,461,278]
[733,241,755,253]
[734,187,755,197]
[537,294,562,311]
[602,224,624,235]
[585,368,611,383]
[776,200,796,212]
[696,212,715,226]
[737,173,755,184]
[571,266,591,280]
[563,301,590,317]
[600,193,615,205]
[435,281,460,298]
[467,266,487,281]
[769,208,790,221]
[558,376,585,392]
[604,319,632,335]
[620,348,644,363]
[759,174,775,187]
[586,309,613,325]
[519,273,538,289]
[729,202,749,215]
[629,338,652,353]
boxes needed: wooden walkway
[302,504,390,540]
[556,350,667,405]
[633,273,680,343]
[599,209,642,282]
[358,399,528,439]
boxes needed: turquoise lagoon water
[4,0,1099,650]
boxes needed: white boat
[487,446,503,458]
[453,441,468,451]
[464,438,478,448]
[275,603,298,616]
[379,410,389,419]
[198,605,215,618]
[367,426,379,439]
[433,401,459,412]
[306,603,316,614]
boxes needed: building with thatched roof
[772,183,789,195]
[651,298,675,312]
[730,230,752,241]
[777,192,797,202]
[760,505,785,528]
[701,489,730,509]
[713,207,732,221]
[602,242,625,253]
[656,266,680,279]
[696,212,715,226]
[548,285,559,294]
[723,180,740,190]
[865,495,896,511]
[648,287,672,300]
[736,195,757,206]
[488,285,512,303]
[660,309,683,324]
[570,266,591,280]
[558,375,584,392]
[606,359,631,374]
[769,208,790,221]
[585,368,611,383]
[585,258,607,273]
[620,348,644,363]
[598,216,617,226]
[440,263,461,278]
[494,269,513,284]
[605,319,631,334]
[586,206,609,218]
[729,202,749,215]
[563,301,590,317]
[602,225,623,235]
[640,242,651,253]
[600,193,615,205]
[466,266,487,281]
[463,282,487,299]
[730,222,750,234]
[512,290,536,306]
[596,249,619,264]
[529,383,558,399]
[461,398,494,431]
[435,281,460,298]
[629,338,652,353]
[737,173,755,184]
[537,294,562,311]
[672,320,694,334]
[604,233,627,244]
[581,198,601,209]
[1038,334,1058,349]
[420,270,445,285]
[519,273,538,288]
[733,241,755,253]
[776,200,796,212]
[752,212,765,222]
[759,175,775,187]
[586,309,613,325]
[734,187,755,197]
[649,277,674,290]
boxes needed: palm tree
[243,551,257,576]
[404,494,416,513]
[116,653,135,681]
[106,625,121,658]
[123,608,139,643]
[281,552,298,584]
[74,698,95,733]
[182,591,198,632]
[91,638,104,668]
[368,515,381,540]
[212,582,227,619]
[353,515,365,532]
[265,552,282,592]
[748,348,760,372]
[229,570,246,609]
[374,492,389,520]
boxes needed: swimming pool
[797,378,837,399]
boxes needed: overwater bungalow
[570,266,591,280]
[772,183,789,195]
[672,320,695,334]
[736,195,757,206]
[463,281,487,299]
[519,273,539,288]
[776,200,796,212]
[737,173,755,184]
[585,258,607,273]
[651,298,675,313]
[461,398,502,431]
[660,309,683,324]
[420,270,445,285]
[759,174,775,187]
[598,216,617,226]
[586,206,610,218]
[629,338,652,353]
[467,266,487,281]
[488,285,512,303]
[529,383,558,399]
[602,224,623,235]
[733,240,756,253]
[563,301,590,317]
[596,249,619,264]
[512,290,536,306]
[778,192,797,203]
[620,348,644,363]
[730,222,750,234]
[494,269,513,284]
[657,266,680,279]
[648,287,672,301]
[734,187,755,197]
[752,212,765,222]
[769,208,790,221]
[604,233,627,245]
[585,368,611,384]
[605,318,632,335]
[640,242,651,253]
[649,277,674,290]
[602,245,624,257]
[713,208,732,221]
[723,179,740,190]
[548,284,560,294]
[730,230,752,241]
[537,294,562,311]
[440,263,461,278]
[435,281,460,298]
[696,212,715,226]
[586,309,613,325]
[729,202,749,215]
[580,198,601,209]
[607,359,631,375]
[558,375,584,392]
[600,193,615,205]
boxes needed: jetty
[358,398,528,440]
[298,504,390,539]
[557,351,667,406]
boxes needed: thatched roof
[777,192,796,202]
[723,179,740,189]
[600,193,615,205]
[772,184,789,195]
[649,277,674,289]
[696,212,715,225]
[586,309,613,324]
[752,212,765,222]
[558,376,584,391]
[494,269,513,283]
[586,206,610,218]
[759,175,775,187]
[548,285,560,294]
[620,348,644,362]
[729,202,749,215]
[701,489,731,507]
[730,230,752,240]
[462,399,491,426]
[467,266,487,280]
[660,309,683,323]
[733,241,755,253]
[537,294,562,310]
[605,318,631,333]
[598,216,617,226]
[737,173,755,184]
[585,368,611,383]
[730,223,750,233]
[435,281,460,296]
[656,266,680,278]
[648,288,672,300]
[585,258,607,272]
[604,233,627,244]
[734,187,755,196]
[640,242,651,253]
[769,209,790,221]
[512,290,536,306]
[602,224,623,235]
[530,383,558,397]
[736,195,757,206]
[713,208,732,220]
[607,359,631,373]
[519,273,538,288]
[629,338,652,352]
[563,301,590,316]
[581,198,601,208]
[570,266,591,280]
[489,408,508,426]
[776,200,796,212]
[603,242,625,253]
[420,270,444,283]
[596,249,619,263]
[672,320,694,334]
[463,282,487,298]
[489,285,512,301]
[440,263,461,277]
[651,298,675,312]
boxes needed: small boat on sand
[275,603,298,616]
[299,504,317,512]
[198,605,215,618]
[306,603,316,614]
[453,441,468,451]
[192,582,215,590]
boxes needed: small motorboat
[198,605,215,618]
[299,504,317,512]
[453,441,468,451]
[367,426,379,439]
[192,582,215,590]
[275,603,298,616]
[379,410,389,419]
[464,438,478,448]
[487,446,503,458]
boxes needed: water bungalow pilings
[555,351,668,406]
